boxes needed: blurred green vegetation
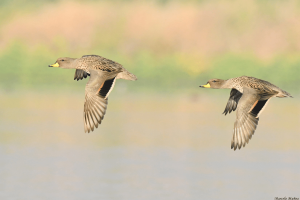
[0,41,298,93]
[0,0,299,94]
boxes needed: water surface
[0,91,299,200]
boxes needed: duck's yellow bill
[200,83,210,88]
[49,62,59,67]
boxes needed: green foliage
[0,41,298,93]
[0,0,299,94]
[209,54,299,91]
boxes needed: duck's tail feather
[277,90,293,98]
[116,68,137,81]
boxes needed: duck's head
[49,57,76,68]
[200,79,225,89]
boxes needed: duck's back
[230,76,291,97]
[77,55,123,73]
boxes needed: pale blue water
[0,92,299,200]
[1,145,299,200]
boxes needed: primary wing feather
[74,69,90,81]
[231,88,260,150]
[223,89,243,115]
[83,70,117,133]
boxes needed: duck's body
[49,55,137,133]
[219,76,291,98]
[200,76,292,150]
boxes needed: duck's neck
[220,79,233,89]
[221,78,243,93]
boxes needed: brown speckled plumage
[200,76,292,151]
[76,55,123,73]
[223,76,290,96]
[49,55,137,133]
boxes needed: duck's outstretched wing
[223,89,243,115]
[231,87,271,150]
[74,69,90,81]
[83,70,117,133]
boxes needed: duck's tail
[116,68,137,81]
[277,90,293,98]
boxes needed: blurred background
[0,0,299,199]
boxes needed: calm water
[0,90,299,200]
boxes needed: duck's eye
[61,59,64,61]
[212,80,217,83]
